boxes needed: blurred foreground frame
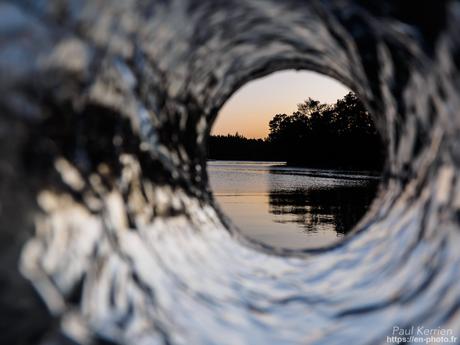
[1,1,460,344]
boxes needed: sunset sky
[211,70,350,139]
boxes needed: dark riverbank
[207,134,384,172]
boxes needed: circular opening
[207,70,385,250]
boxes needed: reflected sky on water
[208,161,379,249]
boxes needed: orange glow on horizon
[211,70,350,139]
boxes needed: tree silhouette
[208,92,385,171]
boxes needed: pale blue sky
[212,70,350,138]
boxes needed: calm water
[208,160,380,249]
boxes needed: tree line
[208,92,385,171]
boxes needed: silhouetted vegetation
[208,133,273,161]
[208,92,385,171]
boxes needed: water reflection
[268,184,379,235]
[208,161,380,249]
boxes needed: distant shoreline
[207,159,382,177]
